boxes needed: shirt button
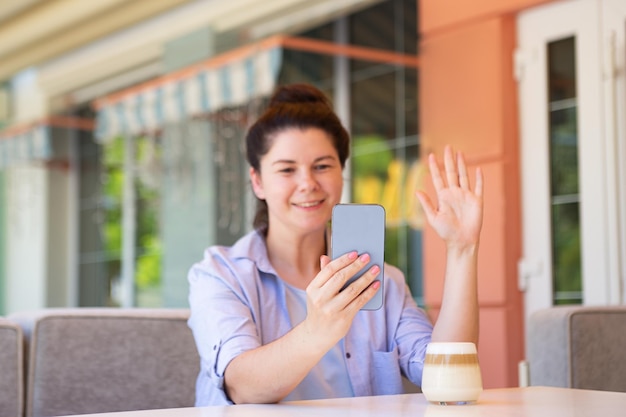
[346,352,351,359]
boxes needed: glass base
[431,401,477,406]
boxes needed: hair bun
[268,83,331,108]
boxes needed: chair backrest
[10,308,199,417]
[528,305,626,392]
[0,318,23,417]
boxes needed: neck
[266,226,328,290]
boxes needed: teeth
[297,201,321,208]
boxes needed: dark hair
[246,83,350,231]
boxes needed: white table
[64,387,626,417]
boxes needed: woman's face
[250,127,344,236]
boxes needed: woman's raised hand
[415,145,484,250]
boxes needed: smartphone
[331,203,385,310]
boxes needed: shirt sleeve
[386,265,433,387]
[345,264,433,396]
[187,249,262,405]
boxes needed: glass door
[517,0,626,329]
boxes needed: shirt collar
[229,225,331,277]
[230,229,276,276]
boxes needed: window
[547,37,582,305]
[78,0,421,308]
[281,0,422,304]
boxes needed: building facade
[1,0,625,389]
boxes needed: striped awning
[0,117,95,169]
[93,34,423,142]
[0,124,51,169]
[94,39,283,142]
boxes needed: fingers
[444,145,458,188]
[427,146,476,190]
[329,253,374,294]
[310,251,381,309]
[474,166,484,198]
[310,251,367,292]
[428,153,445,193]
[457,152,469,190]
[332,262,381,315]
[415,190,436,223]
[348,278,381,312]
[320,255,331,269]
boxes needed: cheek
[333,171,345,189]
[258,177,293,202]
[324,175,344,198]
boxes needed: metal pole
[121,135,136,307]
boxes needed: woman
[188,83,483,406]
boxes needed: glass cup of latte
[421,342,483,405]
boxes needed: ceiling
[0,0,196,82]
[0,0,383,91]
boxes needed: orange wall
[421,0,554,34]
[418,0,557,388]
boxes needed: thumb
[415,190,436,223]
[320,255,331,269]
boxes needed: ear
[249,167,266,200]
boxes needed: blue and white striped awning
[0,125,51,169]
[95,44,282,142]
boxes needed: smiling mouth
[295,200,324,208]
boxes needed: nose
[298,169,320,192]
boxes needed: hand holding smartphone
[331,204,385,310]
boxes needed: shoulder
[188,230,269,286]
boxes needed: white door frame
[517,0,625,329]
[601,0,626,305]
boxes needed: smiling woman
[249,127,343,244]
[186,83,484,406]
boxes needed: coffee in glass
[421,342,483,405]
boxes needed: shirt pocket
[371,346,404,395]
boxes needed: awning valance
[0,125,50,169]
[93,34,420,143]
[0,116,95,169]
[94,37,283,142]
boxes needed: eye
[314,164,332,171]
[278,167,295,174]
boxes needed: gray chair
[0,318,23,417]
[9,308,199,417]
[527,305,626,392]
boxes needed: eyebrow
[271,155,337,166]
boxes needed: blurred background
[0,0,422,310]
[1,0,625,389]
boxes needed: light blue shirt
[187,230,433,406]
[282,283,354,401]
